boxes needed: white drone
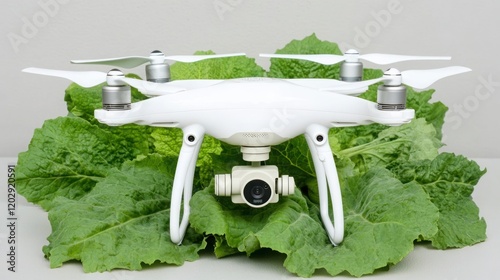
[23,50,470,246]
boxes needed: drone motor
[377,68,406,111]
[145,50,171,83]
[339,49,363,82]
[102,69,131,111]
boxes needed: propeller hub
[344,49,360,63]
[345,49,359,55]
[106,69,126,86]
[149,50,166,65]
[383,68,402,86]
[150,50,164,56]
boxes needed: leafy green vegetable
[190,168,439,277]
[334,118,442,175]
[171,50,265,80]
[152,128,223,186]
[43,154,206,271]
[16,34,486,277]
[389,153,487,248]
[16,117,144,210]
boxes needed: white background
[1,0,499,158]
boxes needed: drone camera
[215,165,295,208]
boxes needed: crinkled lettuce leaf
[171,50,265,80]
[334,118,442,174]
[43,154,206,271]
[389,153,487,248]
[152,128,223,186]
[190,168,439,277]
[16,117,144,210]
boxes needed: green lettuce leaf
[171,50,265,80]
[389,153,487,248]
[267,33,342,79]
[334,118,442,174]
[152,128,223,187]
[43,154,206,271]
[16,117,143,210]
[189,168,439,277]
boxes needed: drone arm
[170,124,205,245]
[305,124,344,245]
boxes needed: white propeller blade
[401,66,471,89]
[321,66,471,92]
[164,53,246,63]
[21,67,225,96]
[22,67,107,87]
[359,53,451,65]
[260,53,451,65]
[71,57,151,69]
[72,53,247,68]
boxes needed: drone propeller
[260,49,451,66]
[22,67,107,88]
[322,66,471,91]
[71,50,247,68]
[22,67,186,95]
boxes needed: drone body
[23,49,471,247]
[95,77,414,145]
[93,77,415,245]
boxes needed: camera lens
[251,185,265,199]
[243,179,273,206]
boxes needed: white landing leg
[170,124,205,244]
[305,124,344,245]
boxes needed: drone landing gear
[305,124,344,246]
[170,124,205,245]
